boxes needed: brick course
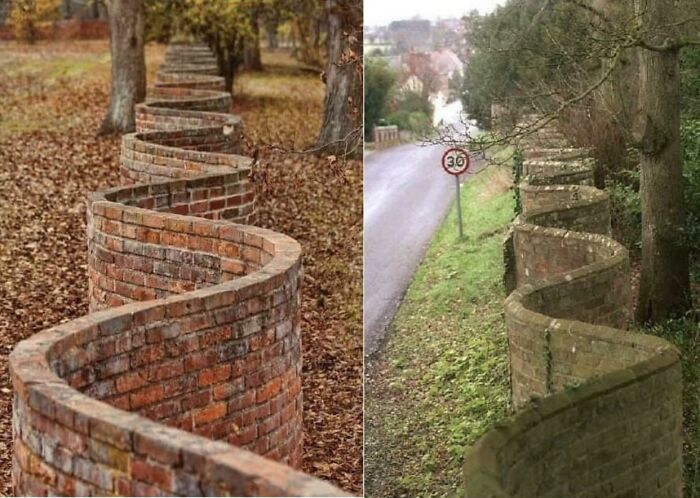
[464,121,683,497]
[10,44,346,497]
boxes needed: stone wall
[372,125,400,148]
[10,44,346,497]
[463,122,684,497]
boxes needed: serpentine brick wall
[463,121,684,498]
[10,44,346,497]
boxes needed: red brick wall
[463,122,683,497]
[0,20,108,41]
[10,44,346,497]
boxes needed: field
[0,40,362,493]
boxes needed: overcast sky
[365,0,506,26]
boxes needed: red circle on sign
[441,147,470,176]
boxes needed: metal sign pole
[455,174,463,239]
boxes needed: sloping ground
[365,165,514,497]
[0,41,361,494]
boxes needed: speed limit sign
[441,147,470,176]
[440,147,470,239]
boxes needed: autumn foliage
[9,0,61,43]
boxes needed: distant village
[364,17,474,144]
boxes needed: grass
[365,163,514,498]
[0,41,164,135]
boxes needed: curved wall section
[11,44,345,497]
[463,123,683,497]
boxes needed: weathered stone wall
[10,44,346,497]
[372,125,399,148]
[463,122,683,497]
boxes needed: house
[398,49,464,97]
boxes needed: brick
[116,371,147,393]
[89,417,132,451]
[131,344,166,368]
[142,212,164,229]
[130,384,165,409]
[133,433,182,466]
[182,389,212,411]
[73,457,115,491]
[228,391,255,413]
[198,364,231,387]
[184,349,218,372]
[162,374,197,398]
[146,322,182,343]
[55,473,79,496]
[28,452,56,486]
[131,480,167,497]
[88,438,131,472]
[98,312,133,336]
[40,442,73,474]
[213,378,244,401]
[193,402,226,427]
[148,358,184,382]
[132,458,173,491]
[256,378,282,403]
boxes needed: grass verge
[365,163,514,498]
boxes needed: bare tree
[434,0,700,323]
[98,0,146,135]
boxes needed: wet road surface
[364,139,483,355]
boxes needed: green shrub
[386,111,432,137]
[394,90,434,116]
[364,58,397,141]
[682,118,700,279]
[606,170,641,252]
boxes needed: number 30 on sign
[441,147,470,176]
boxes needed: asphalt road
[364,138,484,356]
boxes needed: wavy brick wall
[10,44,346,497]
[463,123,684,497]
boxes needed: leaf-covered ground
[0,40,361,494]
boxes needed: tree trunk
[243,13,262,71]
[634,0,691,323]
[315,0,362,157]
[222,48,238,94]
[265,18,278,49]
[209,34,239,95]
[98,0,146,135]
